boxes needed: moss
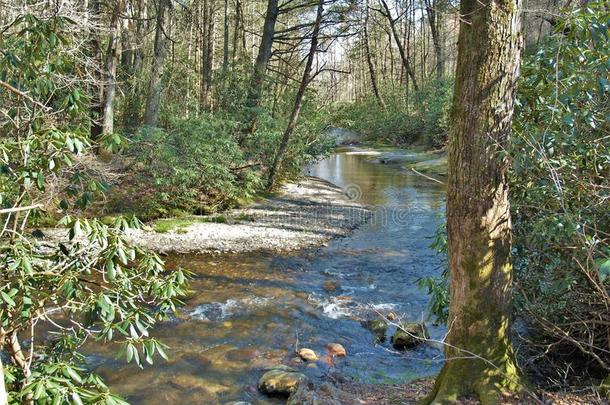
[153,214,232,233]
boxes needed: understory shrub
[511,2,609,385]
[332,79,453,146]
[120,115,262,217]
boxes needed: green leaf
[1,291,16,307]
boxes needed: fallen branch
[410,168,446,185]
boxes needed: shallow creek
[89,147,447,404]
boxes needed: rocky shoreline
[126,176,371,254]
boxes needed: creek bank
[127,177,371,254]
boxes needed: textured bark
[144,0,170,127]
[88,0,104,139]
[267,0,324,189]
[244,0,279,135]
[102,0,124,135]
[421,0,522,403]
[379,0,419,91]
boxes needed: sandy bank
[125,176,371,254]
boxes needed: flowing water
[90,147,447,404]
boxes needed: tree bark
[88,0,104,139]
[102,0,124,135]
[424,0,444,80]
[421,0,522,402]
[222,0,229,73]
[379,0,418,91]
[201,0,216,111]
[364,1,385,107]
[144,0,170,127]
[267,0,324,189]
[243,0,279,136]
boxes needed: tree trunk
[243,0,279,136]
[201,0,215,111]
[223,0,229,73]
[421,0,522,403]
[424,0,444,80]
[89,0,104,140]
[144,0,170,127]
[102,0,123,135]
[364,1,385,107]
[267,0,324,189]
[379,0,418,91]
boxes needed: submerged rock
[326,343,346,357]
[322,280,341,293]
[258,367,308,396]
[392,322,429,350]
[298,348,318,361]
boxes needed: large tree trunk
[267,0,324,189]
[144,0,170,127]
[379,0,418,91]
[243,0,279,136]
[102,0,123,135]
[421,0,522,402]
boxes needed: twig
[0,80,51,111]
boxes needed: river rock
[287,382,358,405]
[322,280,341,293]
[392,322,429,349]
[326,343,346,357]
[362,319,388,340]
[297,348,318,361]
[258,367,308,396]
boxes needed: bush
[120,115,262,217]
[331,79,453,146]
[511,2,609,384]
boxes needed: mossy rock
[391,322,429,350]
[361,319,388,341]
[258,368,308,396]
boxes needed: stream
[90,147,447,404]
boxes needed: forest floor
[338,379,606,404]
[122,176,371,254]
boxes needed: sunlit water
[88,147,447,404]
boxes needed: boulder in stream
[362,319,388,341]
[258,366,308,396]
[326,343,347,357]
[298,348,318,361]
[392,322,429,350]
